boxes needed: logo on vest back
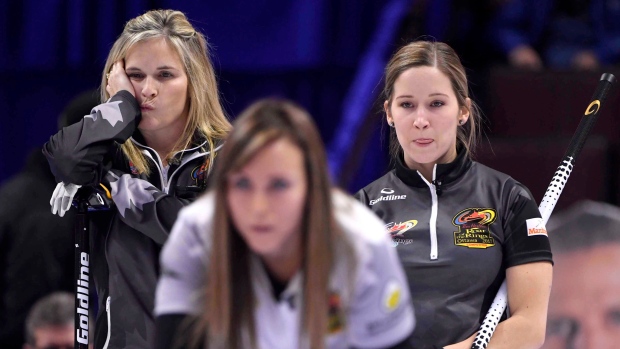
[453,208,497,249]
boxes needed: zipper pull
[431,179,443,196]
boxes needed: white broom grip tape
[539,156,574,224]
[471,281,508,349]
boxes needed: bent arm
[487,262,553,349]
[43,90,140,186]
[104,169,202,245]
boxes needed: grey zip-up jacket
[355,150,553,349]
[43,90,220,349]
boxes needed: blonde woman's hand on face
[106,60,135,98]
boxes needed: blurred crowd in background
[1,0,620,348]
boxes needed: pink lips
[140,104,154,111]
[250,225,272,234]
[414,138,433,145]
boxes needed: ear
[384,100,393,126]
[459,97,471,124]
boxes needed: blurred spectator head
[57,89,100,130]
[543,200,620,349]
[23,292,74,349]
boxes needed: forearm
[486,314,545,349]
[106,171,194,245]
[486,263,552,349]
[43,90,140,185]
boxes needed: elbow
[532,330,546,349]
[526,320,547,349]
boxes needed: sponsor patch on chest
[452,208,497,249]
[386,220,418,246]
[369,188,407,205]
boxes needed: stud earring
[459,120,465,125]
[388,121,395,128]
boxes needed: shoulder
[333,190,391,247]
[471,161,515,183]
[163,192,216,259]
[354,171,396,202]
[472,162,532,193]
[471,162,537,209]
[178,191,216,224]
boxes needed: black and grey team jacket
[355,150,553,349]
[43,90,221,349]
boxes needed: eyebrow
[125,65,180,71]
[395,93,449,99]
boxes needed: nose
[141,77,158,98]
[413,108,430,129]
[249,190,269,216]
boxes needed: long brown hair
[383,40,480,160]
[195,98,354,349]
[101,9,231,175]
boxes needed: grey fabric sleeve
[43,90,140,185]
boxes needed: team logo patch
[453,208,497,249]
[191,160,210,187]
[128,161,139,175]
[327,292,345,334]
[381,280,402,313]
[386,220,418,246]
[526,218,548,236]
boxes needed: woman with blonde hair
[43,9,230,348]
[154,98,415,349]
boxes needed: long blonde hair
[100,9,230,175]
[383,40,480,160]
[196,98,355,349]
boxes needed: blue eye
[127,73,144,80]
[608,309,620,326]
[430,100,445,107]
[232,177,251,190]
[160,71,173,78]
[270,179,290,190]
[400,102,413,108]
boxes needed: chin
[408,153,442,165]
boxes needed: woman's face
[124,37,189,133]
[386,66,469,169]
[227,138,308,261]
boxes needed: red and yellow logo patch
[327,292,344,334]
[453,208,497,249]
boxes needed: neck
[403,146,458,182]
[261,244,302,284]
[140,123,186,166]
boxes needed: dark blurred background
[2,1,620,347]
[1,0,619,209]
